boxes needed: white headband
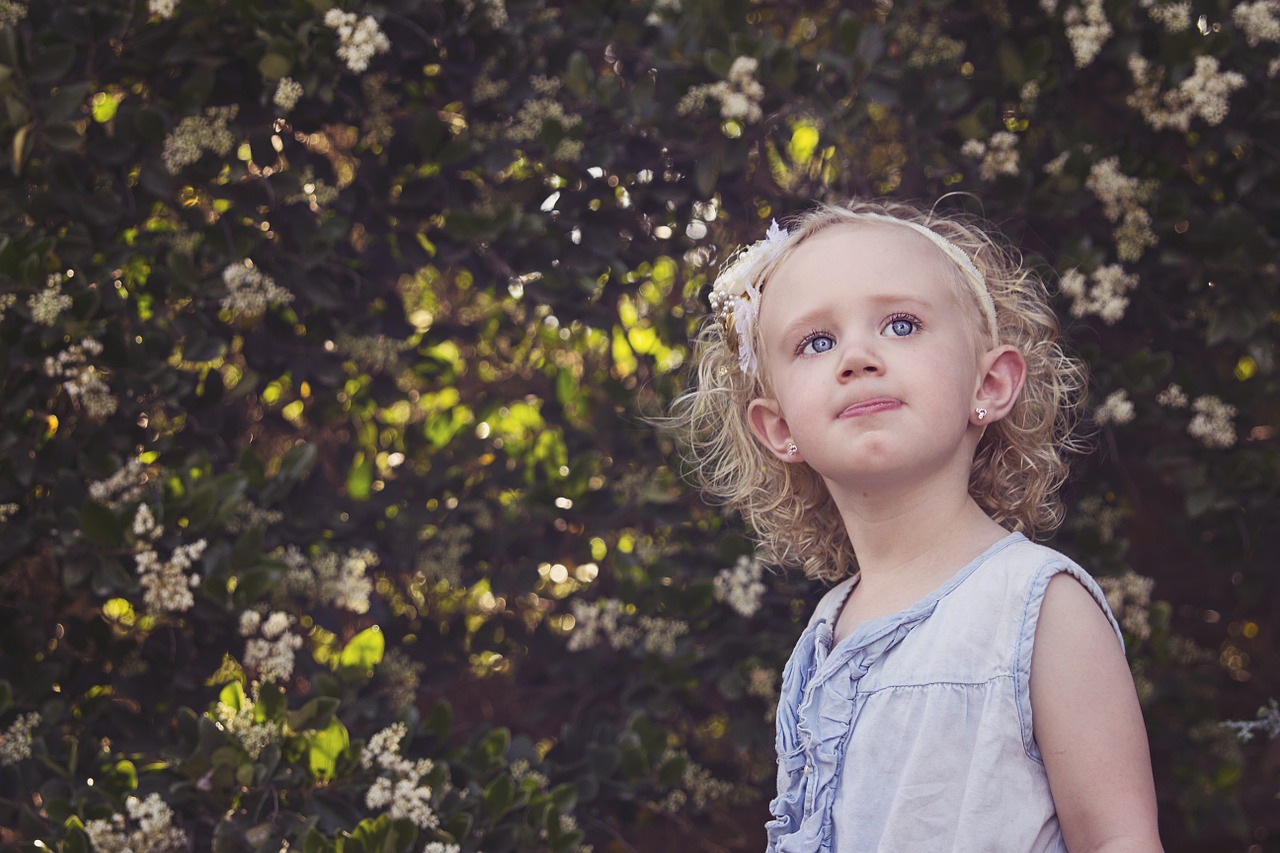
[710,214,998,375]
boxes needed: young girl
[670,199,1162,851]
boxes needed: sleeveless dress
[766,533,1123,852]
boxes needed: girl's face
[747,223,996,498]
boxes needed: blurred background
[0,0,1277,850]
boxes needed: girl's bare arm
[1031,573,1164,852]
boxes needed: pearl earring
[976,408,987,421]
[786,441,799,458]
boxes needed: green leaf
[256,681,286,720]
[338,626,384,671]
[703,48,732,78]
[80,501,124,547]
[29,44,77,84]
[304,828,335,853]
[422,700,453,739]
[998,41,1025,84]
[694,149,721,198]
[287,696,341,731]
[220,680,247,712]
[483,773,515,820]
[345,452,374,500]
[565,50,594,98]
[258,53,291,80]
[280,442,317,481]
[308,716,349,780]
[106,759,138,794]
[45,82,89,120]
[348,816,390,852]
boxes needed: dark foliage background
[0,0,1277,850]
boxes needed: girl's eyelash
[885,312,923,330]
[795,328,833,355]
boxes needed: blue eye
[800,333,835,355]
[885,317,917,337]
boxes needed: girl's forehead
[766,224,961,304]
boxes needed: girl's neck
[830,477,1009,584]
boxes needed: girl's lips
[837,398,901,418]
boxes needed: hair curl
[665,198,1087,583]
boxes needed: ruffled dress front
[766,534,1122,852]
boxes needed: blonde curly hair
[666,198,1087,583]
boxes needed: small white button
[804,765,812,776]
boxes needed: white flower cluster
[677,56,766,124]
[0,291,16,322]
[1060,264,1138,324]
[83,792,188,853]
[1234,0,1280,46]
[323,9,391,74]
[149,0,178,19]
[645,0,680,25]
[0,0,27,28]
[240,610,304,682]
[508,757,550,791]
[567,598,689,656]
[1098,570,1155,642]
[213,689,280,758]
[1042,150,1070,177]
[0,712,39,766]
[899,22,966,69]
[1063,0,1112,67]
[278,544,375,614]
[416,523,473,585]
[0,503,17,523]
[336,333,412,373]
[362,722,441,830]
[745,666,778,703]
[713,555,766,618]
[471,59,509,102]
[274,77,303,113]
[656,748,734,812]
[379,647,424,711]
[490,81,584,160]
[284,166,341,211]
[89,458,151,507]
[225,502,284,534]
[1139,0,1191,31]
[28,272,73,325]
[1127,54,1246,131]
[1224,699,1280,743]
[960,131,1021,181]
[1086,157,1158,262]
[461,0,508,28]
[1093,389,1136,426]
[422,844,461,853]
[45,337,118,420]
[1156,383,1189,408]
[1074,494,1127,541]
[220,259,294,318]
[1188,395,1238,448]
[161,104,238,174]
[133,505,207,616]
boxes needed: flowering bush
[0,0,1277,850]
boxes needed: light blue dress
[766,533,1123,852]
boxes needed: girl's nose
[837,341,884,379]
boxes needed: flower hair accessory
[708,219,790,375]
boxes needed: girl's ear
[747,397,801,462]
[974,345,1027,424]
